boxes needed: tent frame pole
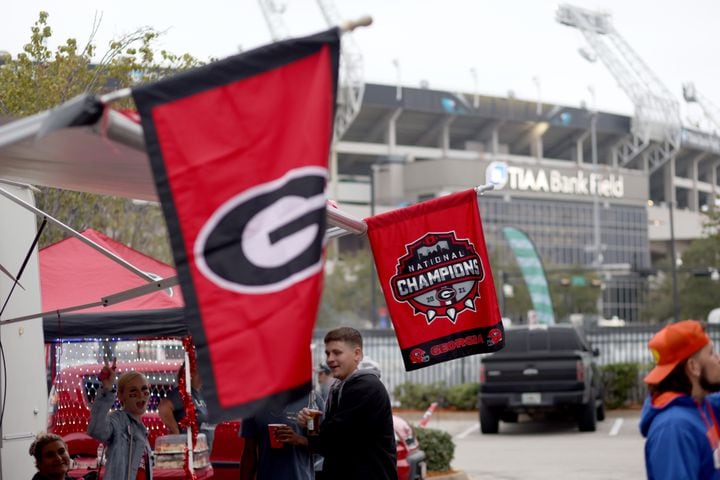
[0,186,156,282]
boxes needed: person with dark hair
[158,362,210,444]
[315,362,333,407]
[238,395,314,480]
[640,320,720,479]
[298,326,397,480]
[29,433,73,480]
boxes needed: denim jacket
[88,386,152,480]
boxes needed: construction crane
[257,0,290,41]
[316,0,367,142]
[556,4,681,172]
[257,0,366,143]
[683,82,720,134]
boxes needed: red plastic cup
[268,424,285,448]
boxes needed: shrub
[394,382,446,410]
[601,363,643,409]
[445,383,480,410]
[415,427,455,472]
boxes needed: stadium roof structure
[336,83,720,193]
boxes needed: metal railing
[313,324,720,406]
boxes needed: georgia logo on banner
[194,166,326,294]
[132,28,340,421]
[366,189,505,371]
[390,232,484,324]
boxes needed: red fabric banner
[132,29,339,420]
[366,189,504,371]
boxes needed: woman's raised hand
[98,357,116,390]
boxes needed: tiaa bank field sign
[486,161,624,199]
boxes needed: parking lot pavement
[398,409,646,480]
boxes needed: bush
[415,427,455,472]
[394,382,446,410]
[445,383,480,410]
[601,363,643,409]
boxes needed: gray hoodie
[87,386,152,480]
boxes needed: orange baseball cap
[644,320,710,385]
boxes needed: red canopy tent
[39,229,188,340]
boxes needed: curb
[427,471,471,480]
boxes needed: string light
[48,337,187,448]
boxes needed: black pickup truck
[478,324,605,433]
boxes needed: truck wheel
[480,405,500,434]
[578,391,597,432]
[596,399,606,421]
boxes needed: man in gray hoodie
[298,327,397,480]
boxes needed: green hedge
[415,427,455,472]
[394,382,480,410]
[445,383,480,410]
[394,382,447,410]
[600,363,644,409]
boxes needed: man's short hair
[324,327,363,349]
[29,432,65,463]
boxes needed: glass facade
[478,196,650,322]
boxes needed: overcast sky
[3,0,719,127]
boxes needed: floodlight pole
[669,199,680,322]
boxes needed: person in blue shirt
[640,320,720,479]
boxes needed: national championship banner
[366,189,504,371]
[132,29,340,420]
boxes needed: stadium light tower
[683,82,720,134]
[556,4,681,173]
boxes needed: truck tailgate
[481,352,585,393]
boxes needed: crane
[257,0,366,142]
[315,0,366,142]
[556,4,681,172]
[257,0,290,41]
[683,82,720,134]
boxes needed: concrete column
[689,155,699,211]
[664,156,676,205]
[531,134,543,159]
[491,126,499,156]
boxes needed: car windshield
[83,372,177,412]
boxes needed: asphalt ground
[397,409,646,480]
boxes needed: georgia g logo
[390,232,485,324]
[194,166,327,294]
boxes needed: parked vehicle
[394,415,427,480]
[478,324,605,433]
[49,361,425,479]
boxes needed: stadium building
[330,83,720,322]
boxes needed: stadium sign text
[486,161,624,198]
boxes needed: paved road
[402,409,646,480]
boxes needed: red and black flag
[132,29,339,421]
[366,189,504,371]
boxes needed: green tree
[643,210,720,322]
[547,267,601,321]
[0,12,201,262]
[318,244,384,328]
